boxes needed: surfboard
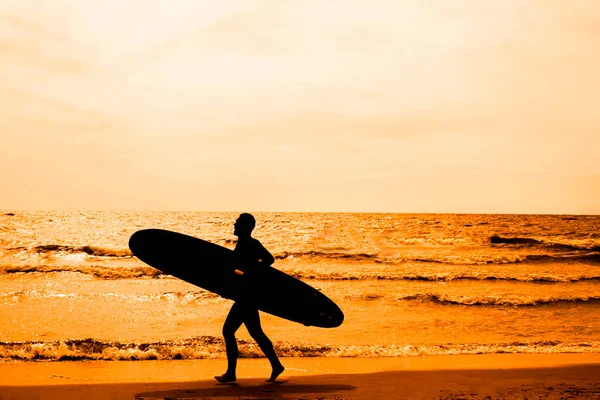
[128,229,344,328]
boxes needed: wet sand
[1,354,599,399]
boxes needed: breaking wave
[32,245,132,257]
[276,250,600,265]
[3,238,599,267]
[3,264,600,283]
[0,265,162,279]
[275,251,377,262]
[490,235,600,252]
[398,293,600,307]
[1,337,598,362]
[3,245,133,258]
[0,289,219,302]
[286,270,600,282]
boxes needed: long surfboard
[129,229,344,328]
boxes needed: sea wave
[287,270,600,282]
[490,235,600,252]
[522,253,600,264]
[3,240,599,266]
[397,293,600,306]
[0,265,162,279]
[3,264,600,283]
[3,286,599,306]
[275,251,377,262]
[0,290,220,302]
[276,250,600,265]
[3,245,133,258]
[1,337,598,361]
[33,245,132,257]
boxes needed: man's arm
[234,239,274,276]
[256,240,275,266]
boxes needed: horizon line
[2,209,598,217]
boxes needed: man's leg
[243,307,285,381]
[216,303,244,382]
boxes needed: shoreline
[1,353,599,399]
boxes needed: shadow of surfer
[215,213,285,384]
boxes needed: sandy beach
[1,353,599,399]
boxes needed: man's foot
[214,373,236,383]
[266,364,285,382]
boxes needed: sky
[1,0,599,213]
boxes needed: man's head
[234,213,256,237]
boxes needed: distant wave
[275,251,378,262]
[0,265,161,279]
[31,245,132,257]
[4,238,599,266]
[0,289,219,302]
[1,337,598,361]
[490,235,600,252]
[275,250,600,265]
[2,244,133,258]
[490,235,541,245]
[397,293,600,307]
[287,270,600,283]
[523,253,600,264]
[3,264,600,283]
[3,284,599,307]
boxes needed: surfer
[215,213,285,383]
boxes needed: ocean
[0,211,599,361]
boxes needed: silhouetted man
[215,213,284,383]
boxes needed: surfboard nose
[129,229,164,262]
[128,230,143,255]
[128,229,151,254]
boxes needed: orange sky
[1,0,599,213]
